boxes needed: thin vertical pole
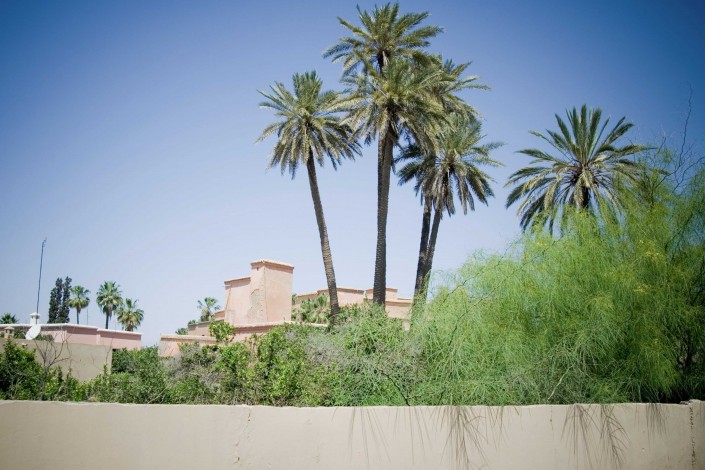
[36,238,47,317]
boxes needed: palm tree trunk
[373,128,394,305]
[413,198,432,300]
[105,311,109,329]
[76,308,80,325]
[420,208,442,302]
[306,155,341,323]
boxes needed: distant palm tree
[1,313,17,324]
[506,105,646,232]
[258,71,359,324]
[197,297,221,322]
[326,3,444,307]
[67,285,90,325]
[117,298,144,332]
[96,281,123,329]
[398,114,502,302]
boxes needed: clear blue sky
[1,0,704,345]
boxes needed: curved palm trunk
[413,198,432,301]
[420,208,442,302]
[373,129,395,305]
[306,156,341,323]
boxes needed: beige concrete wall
[0,400,701,469]
[0,338,111,381]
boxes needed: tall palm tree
[67,285,90,325]
[1,313,17,324]
[345,57,447,305]
[398,114,502,302]
[117,298,144,332]
[257,71,360,323]
[326,4,443,307]
[506,105,646,232]
[96,281,122,329]
[197,297,221,322]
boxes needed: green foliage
[175,327,188,335]
[294,294,330,324]
[48,277,72,324]
[209,321,235,344]
[1,313,17,324]
[0,340,41,399]
[0,340,85,401]
[88,347,171,404]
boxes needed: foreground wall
[0,401,702,469]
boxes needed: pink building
[158,259,412,356]
[4,322,141,351]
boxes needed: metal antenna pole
[35,238,47,318]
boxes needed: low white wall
[0,400,702,469]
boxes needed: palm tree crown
[258,71,359,323]
[197,297,221,322]
[96,281,123,330]
[67,285,90,325]
[258,71,360,176]
[323,2,442,75]
[506,105,646,232]
[1,313,17,324]
[117,298,144,332]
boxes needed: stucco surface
[0,401,701,469]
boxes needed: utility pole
[35,238,47,320]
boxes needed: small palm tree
[67,285,90,325]
[258,71,359,324]
[1,313,17,324]
[96,281,123,329]
[398,114,502,302]
[117,298,144,332]
[506,105,646,232]
[197,297,221,322]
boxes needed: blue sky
[1,0,704,345]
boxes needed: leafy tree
[96,281,123,329]
[209,322,235,344]
[1,313,17,324]
[58,277,71,323]
[47,278,62,323]
[67,285,90,325]
[175,327,189,335]
[116,298,144,332]
[258,71,359,323]
[197,297,221,322]
[398,114,502,301]
[506,105,647,232]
